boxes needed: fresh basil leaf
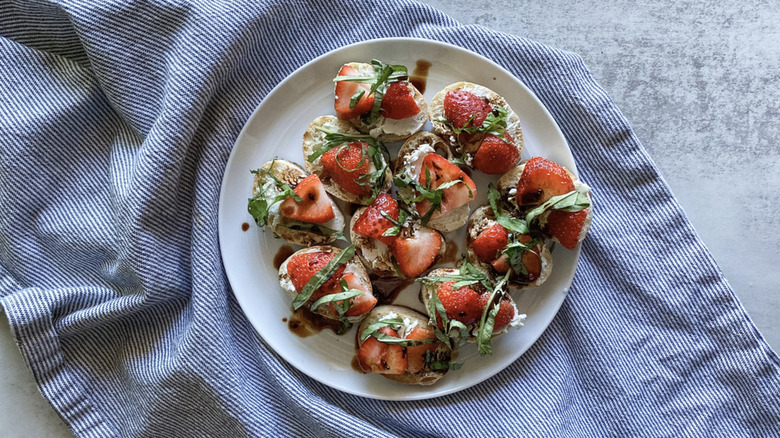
[525,190,590,226]
[310,289,363,312]
[292,245,356,309]
[359,318,404,342]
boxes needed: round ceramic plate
[219,38,581,400]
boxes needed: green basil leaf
[310,289,363,312]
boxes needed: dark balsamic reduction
[273,245,295,270]
[369,274,414,305]
[287,306,342,337]
[241,222,250,231]
[409,59,432,94]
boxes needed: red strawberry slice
[285,252,347,303]
[328,272,377,317]
[435,281,482,327]
[380,81,420,120]
[516,156,574,207]
[357,326,407,374]
[353,193,399,246]
[391,227,442,278]
[334,65,374,120]
[546,209,588,250]
[473,133,519,175]
[320,141,373,197]
[443,90,492,130]
[415,154,477,220]
[405,327,437,374]
[479,294,516,333]
[490,254,510,273]
[472,223,509,264]
[279,174,335,224]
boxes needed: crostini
[349,193,445,278]
[418,265,525,356]
[497,156,593,250]
[356,305,453,385]
[428,82,523,175]
[248,159,346,246]
[466,205,553,289]
[333,59,428,142]
[303,115,393,205]
[394,132,477,232]
[278,245,377,331]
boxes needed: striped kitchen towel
[1,0,779,437]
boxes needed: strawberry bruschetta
[356,305,453,385]
[466,205,552,289]
[278,245,377,331]
[428,82,523,175]
[303,116,393,205]
[497,156,593,250]
[349,193,445,278]
[394,132,477,232]
[419,266,525,356]
[333,59,428,142]
[248,159,345,246]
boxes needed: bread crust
[302,115,392,205]
[252,159,345,246]
[277,245,373,323]
[428,82,523,167]
[356,305,450,385]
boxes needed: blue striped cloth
[2,1,779,436]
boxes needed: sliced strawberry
[473,133,519,175]
[329,272,377,317]
[357,326,406,374]
[405,326,437,374]
[546,209,588,250]
[380,81,420,120]
[279,174,335,224]
[353,193,399,246]
[334,65,374,120]
[320,141,373,197]
[490,254,510,273]
[391,227,442,278]
[286,251,346,301]
[415,154,476,220]
[472,223,509,264]
[435,281,483,327]
[516,157,574,207]
[443,90,492,130]
[479,294,516,333]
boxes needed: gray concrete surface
[1,1,777,436]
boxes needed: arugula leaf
[292,245,356,309]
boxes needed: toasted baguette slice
[465,205,552,289]
[356,305,451,385]
[251,160,345,246]
[428,82,523,167]
[420,268,525,343]
[302,115,392,205]
[278,245,374,323]
[342,62,429,142]
[394,132,471,233]
[497,160,594,247]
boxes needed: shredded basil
[292,245,356,309]
[333,59,409,125]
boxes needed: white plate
[219,38,581,400]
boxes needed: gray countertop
[2,1,777,436]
